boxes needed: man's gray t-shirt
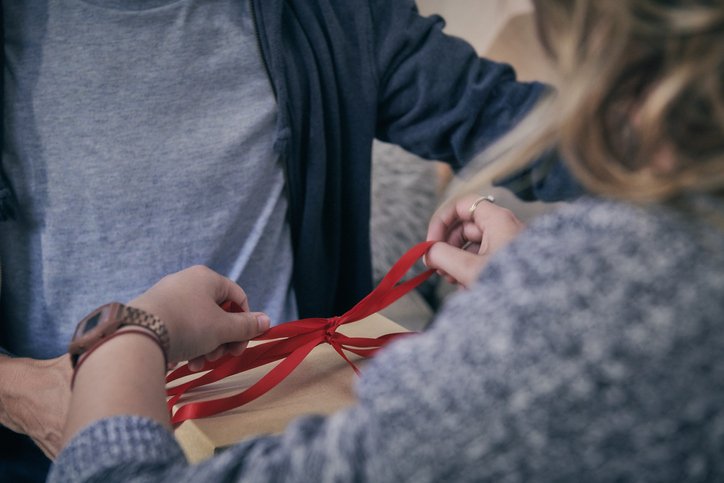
[1,0,297,358]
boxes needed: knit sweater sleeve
[50,200,724,482]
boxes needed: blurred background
[372,0,559,329]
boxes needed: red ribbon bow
[166,241,435,424]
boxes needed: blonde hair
[459,0,724,204]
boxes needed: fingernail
[256,314,271,331]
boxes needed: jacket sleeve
[369,0,544,171]
[368,0,583,201]
[494,150,585,202]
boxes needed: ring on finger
[469,195,496,216]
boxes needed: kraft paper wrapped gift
[171,313,408,463]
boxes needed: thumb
[217,311,270,344]
[426,242,487,288]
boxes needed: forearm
[63,329,170,446]
[0,355,25,430]
[0,355,50,430]
[0,353,72,458]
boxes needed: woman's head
[471,0,724,203]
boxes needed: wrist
[0,354,72,440]
[71,326,166,388]
[69,302,170,368]
[64,328,170,443]
[0,356,25,427]
[0,355,42,395]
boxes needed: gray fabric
[1,0,296,358]
[370,141,439,289]
[50,197,724,482]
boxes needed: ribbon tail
[170,337,322,424]
[338,242,435,323]
[329,342,361,376]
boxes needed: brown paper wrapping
[171,313,407,462]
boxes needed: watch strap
[120,305,170,359]
[69,302,170,368]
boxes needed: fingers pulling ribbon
[166,241,435,424]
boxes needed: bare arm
[62,330,170,442]
[0,353,72,459]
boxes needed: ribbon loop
[166,241,436,424]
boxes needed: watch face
[83,312,103,333]
[71,303,124,347]
[69,303,126,367]
[71,306,102,340]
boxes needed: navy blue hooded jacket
[0,0,573,318]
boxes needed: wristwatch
[68,302,169,367]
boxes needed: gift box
[171,313,408,463]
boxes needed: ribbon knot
[324,316,343,342]
[324,324,337,343]
[166,241,436,424]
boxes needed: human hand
[128,266,270,370]
[0,354,72,459]
[426,194,525,287]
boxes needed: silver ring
[468,195,495,216]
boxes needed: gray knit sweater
[50,197,724,482]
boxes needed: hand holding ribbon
[166,241,435,424]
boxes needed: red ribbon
[166,241,435,424]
